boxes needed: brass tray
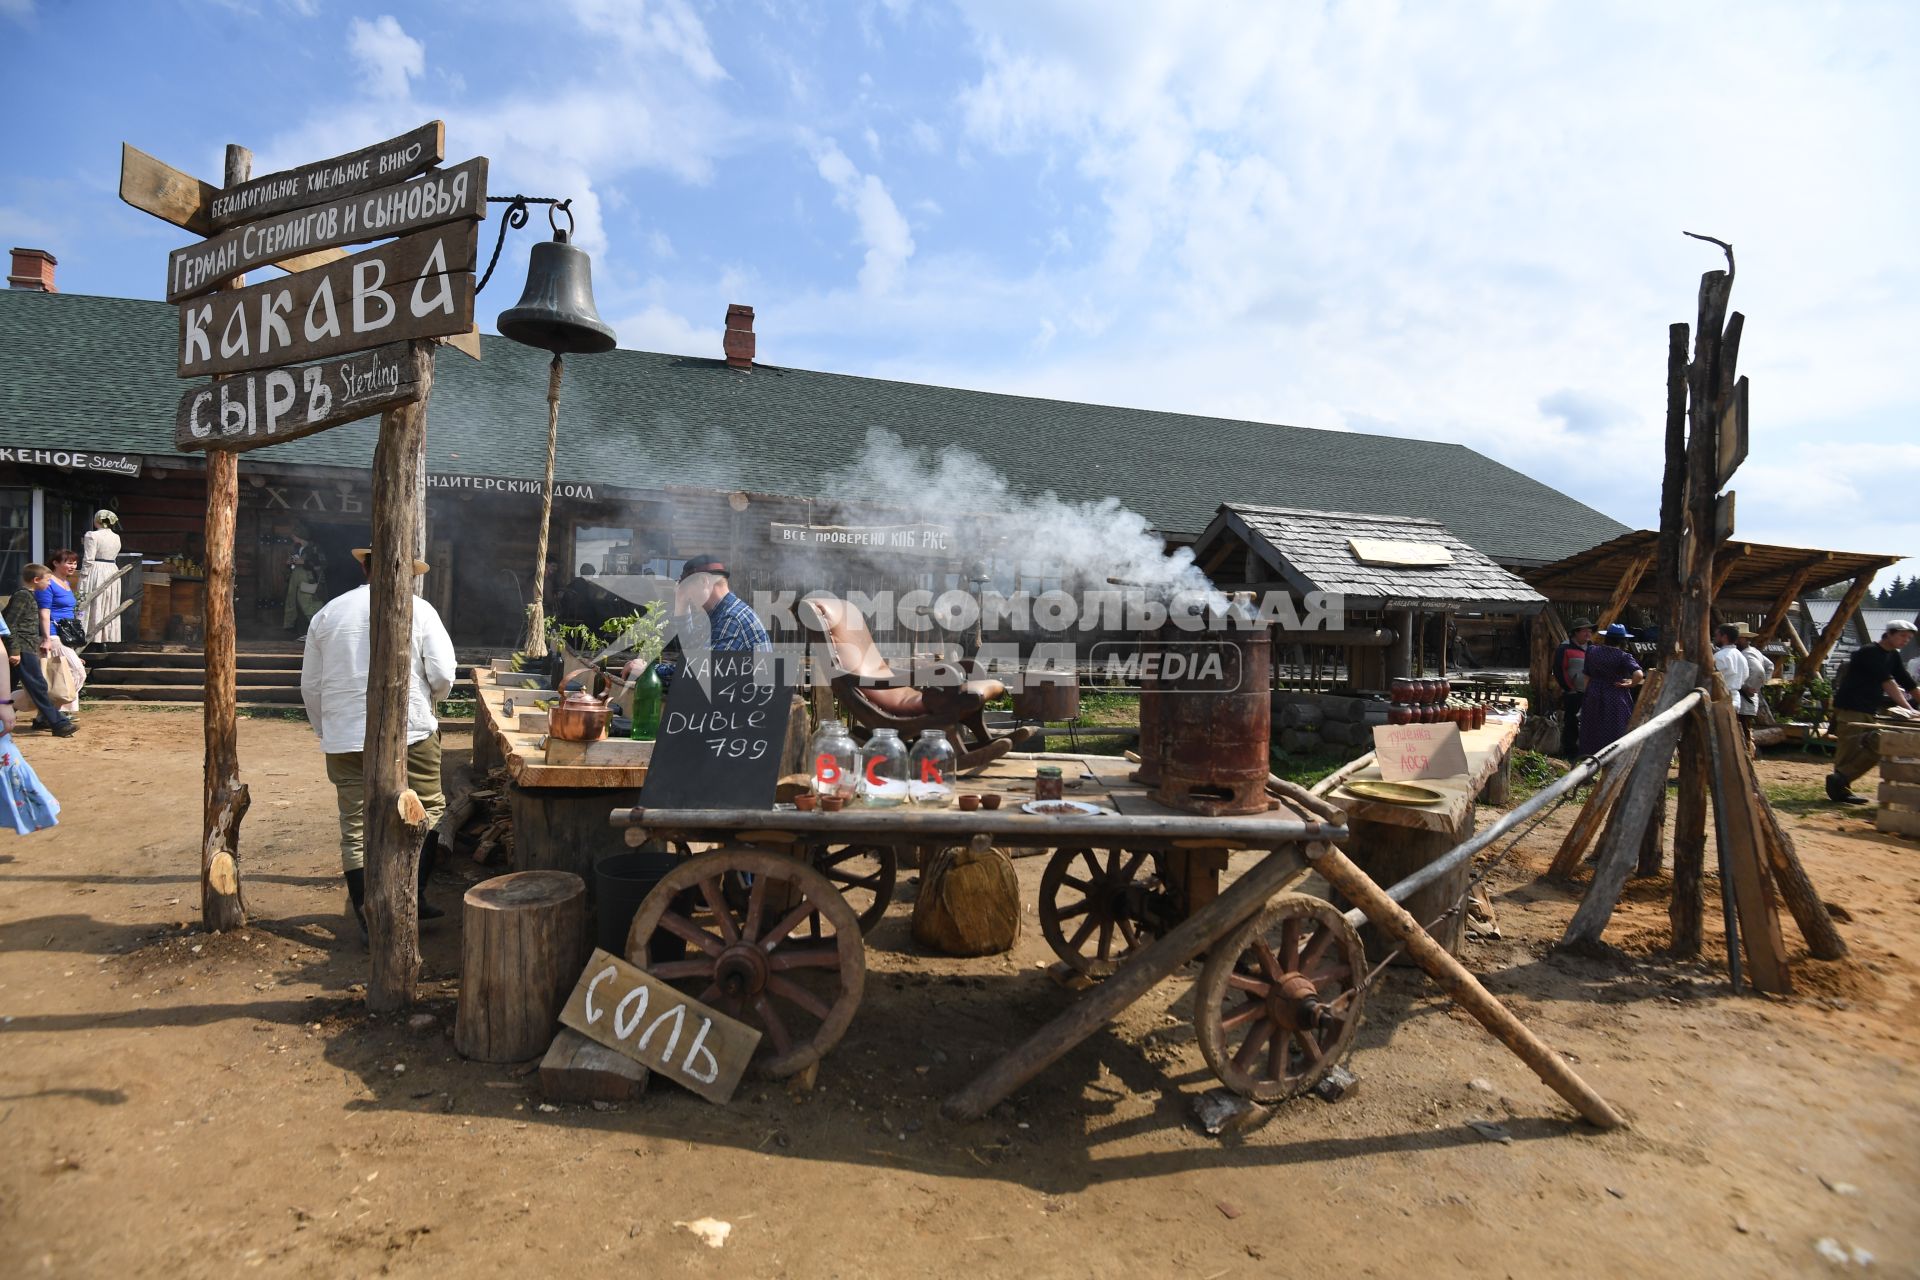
[1343,779,1447,806]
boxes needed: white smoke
[816,426,1222,604]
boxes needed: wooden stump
[456,870,588,1063]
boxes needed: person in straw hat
[299,542,455,939]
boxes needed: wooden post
[1598,552,1653,629]
[1710,544,1749,602]
[1704,700,1791,993]
[1563,661,1696,948]
[523,354,564,658]
[1780,572,1874,717]
[1311,845,1625,1130]
[1670,267,1734,958]
[1547,670,1666,876]
[200,143,253,934]
[364,343,436,1012]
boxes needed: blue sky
[3,0,1917,585]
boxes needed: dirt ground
[2,707,1916,1278]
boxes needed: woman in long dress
[80,510,124,644]
[1577,623,1645,756]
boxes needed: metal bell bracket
[478,195,575,293]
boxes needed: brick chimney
[723,303,754,370]
[8,247,57,292]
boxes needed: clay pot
[958,794,982,812]
[980,795,1003,810]
[794,793,817,812]
[820,795,847,813]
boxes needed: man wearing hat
[651,556,770,689]
[1553,617,1595,758]
[1826,618,1920,804]
[1713,623,1756,753]
[299,544,456,937]
[1733,622,1774,755]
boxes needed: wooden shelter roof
[1521,530,1899,611]
[1194,503,1547,612]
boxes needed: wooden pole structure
[1779,572,1874,717]
[1311,844,1625,1129]
[200,143,253,934]
[1754,557,1827,645]
[1669,263,1734,957]
[522,354,564,658]
[1598,552,1653,629]
[364,344,437,1012]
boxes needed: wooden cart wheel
[1039,846,1155,978]
[1194,892,1365,1102]
[625,848,866,1078]
[806,843,898,935]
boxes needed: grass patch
[437,697,476,719]
[1764,778,1832,816]
[239,705,308,721]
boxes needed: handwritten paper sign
[639,650,791,810]
[1372,723,1470,782]
[559,949,761,1104]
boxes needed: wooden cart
[607,754,1359,1112]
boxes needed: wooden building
[0,262,1630,652]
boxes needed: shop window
[0,489,30,591]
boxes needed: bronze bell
[497,230,617,355]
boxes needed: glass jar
[1034,765,1064,801]
[1390,677,1417,704]
[809,720,860,801]
[859,727,911,806]
[908,729,957,806]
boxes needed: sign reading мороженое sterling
[0,447,143,478]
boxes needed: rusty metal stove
[1147,596,1272,816]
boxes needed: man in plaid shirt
[653,556,769,689]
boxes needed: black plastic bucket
[595,851,689,963]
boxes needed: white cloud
[613,303,712,357]
[348,15,424,99]
[564,0,726,81]
[811,140,915,295]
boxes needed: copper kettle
[547,667,613,742]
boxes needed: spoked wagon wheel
[805,843,899,935]
[626,848,866,1078]
[1194,893,1365,1102]
[1039,846,1155,978]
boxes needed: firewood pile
[438,765,513,866]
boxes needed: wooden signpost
[168,157,487,302]
[121,122,483,1009]
[175,341,422,452]
[177,222,478,377]
[206,121,445,230]
[559,949,761,1104]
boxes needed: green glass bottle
[629,662,663,740]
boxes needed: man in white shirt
[1711,623,1753,752]
[1734,623,1774,756]
[300,545,456,939]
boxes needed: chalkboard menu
[638,651,791,810]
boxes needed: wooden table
[470,667,650,886]
[1322,719,1522,956]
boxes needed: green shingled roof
[0,289,1628,564]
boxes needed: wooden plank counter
[1321,718,1522,958]
[470,666,650,887]
[471,667,650,790]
